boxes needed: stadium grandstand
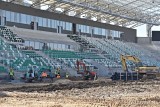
[0,0,160,78]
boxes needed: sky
[136,25,160,37]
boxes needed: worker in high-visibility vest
[9,68,14,80]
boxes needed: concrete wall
[0,1,137,42]
[137,37,151,44]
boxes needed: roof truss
[7,0,160,28]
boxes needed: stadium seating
[43,50,102,59]
[22,51,42,58]
[0,26,24,43]
[43,50,80,59]
[76,52,103,59]
[43,49,102,69]
[82,37,160,69]
[0,66,7,72]
[0,38,53,71]
[1,26,160,74]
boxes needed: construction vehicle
[21,66,53,82]
[76,60,97,80]
[111,55,159,80]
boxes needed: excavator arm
[120,55,142,72]
[76,60,86,74]
[121,55,127,72]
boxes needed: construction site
[1,0,160,107]
[1,79,160,107]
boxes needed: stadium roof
[5,0,160,28]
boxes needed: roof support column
[146,24,153,44]
[107,29,111,39]
[90,27,93,38]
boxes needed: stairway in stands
[67,35,112,76]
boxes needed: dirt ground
[0,78,160,107]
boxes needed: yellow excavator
[121,55,159,72]
[120,54,159,79]
[111,55,159,80]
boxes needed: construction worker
[57,67,60,73]
[25,69,35,82]
[26,69,34,78]
[55,68,60,78]
[57,74,61,79]
[55,69,58,78]
[28,69,35,78]
[48,69,54,80]
[26,71,30,79]
[66,72,69,79]
[9,68,14,80]
[41,71,47,78]
[93,72,97,80]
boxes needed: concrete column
[90,27,93,38]
[105,29,107,38]
[146,24,153,44]
[107,29,111,39]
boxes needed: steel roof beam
[54,0,160,25]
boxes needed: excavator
[111,55,159,80]
[76,60,97,80]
